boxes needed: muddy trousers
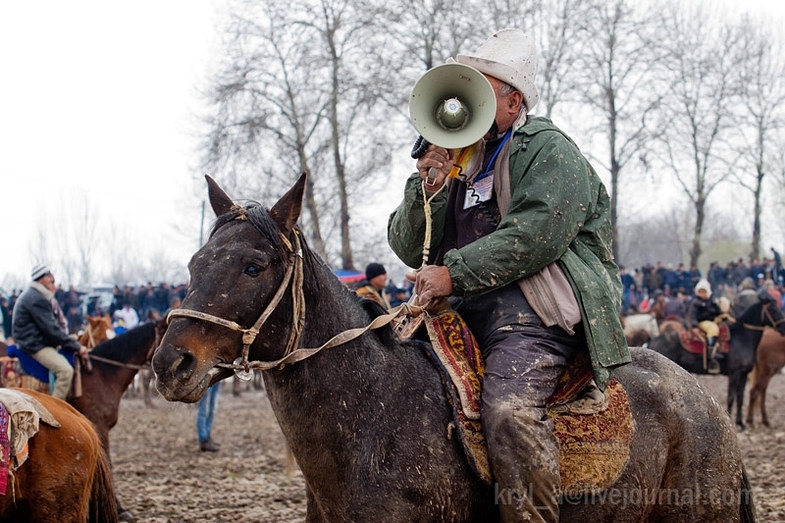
[456,285,583,523]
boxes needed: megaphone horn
[409,63,497,150]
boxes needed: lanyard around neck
[475,129,512,182]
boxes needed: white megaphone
[409,62,497,151]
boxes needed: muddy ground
[111,371,785,522]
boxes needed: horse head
[153,173,307,402]
[79,314,115,348]
[749,289,785,335]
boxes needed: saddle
[3,345,87,398]
[677,323,731,356]
[408,307,634,496]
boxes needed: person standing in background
[0,297,12,341]
[354,262,392,309]
[197,383,221,452]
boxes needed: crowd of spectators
[3,249,783,341]
[620,248,784,317]
[1,281,188,340]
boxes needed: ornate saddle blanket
[678,323,730,355]
[417,309,634,496]
[0,389,60,495]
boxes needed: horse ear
[205,174,235,217]
[269,172,307,233]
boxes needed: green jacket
[388,116,630,389]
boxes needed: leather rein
[741,301,785,332]
[166,227,420,376]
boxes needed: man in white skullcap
[12,264,88,399]
[389,29,630,521]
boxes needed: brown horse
[153,174,755,522]
[73,320,164,521]
[0,389,117,522]
[79,314,115,348]
[746,328,785,427]
[659,316,686,334]
[2,321,163,521]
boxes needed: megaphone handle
[411,135,430,159]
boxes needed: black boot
[707,338,720,374]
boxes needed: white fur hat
[695,279,712,297]
[31,263,51,281]
[456,28,539,114]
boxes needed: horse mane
[90,321,156,366]
[735,298,765,326]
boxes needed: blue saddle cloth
[5,344,76,383]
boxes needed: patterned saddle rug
[417,308,634,496]
[678,323,730,355]
[0,389,61,495]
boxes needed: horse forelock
[211,203,293,263]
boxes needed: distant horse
[153,174,755,521]
[648,294,785,428]
[659,318,686,334]
[79,314,115,348]
[0,389,117,522]
[746,328,785,427]
[621,313,659,346]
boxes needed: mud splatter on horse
[153,174,755,521]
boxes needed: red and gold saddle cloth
[678,323,730,355]
[418,308,634,495]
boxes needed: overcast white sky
[1,0,783,290]
[0,0,219,287]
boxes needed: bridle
[167,228,305,375]
[741,301,785,332]
[166,224,417,376]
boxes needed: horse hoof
[118,509,136,522]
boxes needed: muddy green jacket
[388,116,631,389]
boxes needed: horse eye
[244,264,263,277]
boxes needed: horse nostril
[153,346,197,384]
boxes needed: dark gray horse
[153,174,754,522]
[648,293,785,429]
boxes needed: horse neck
[265,261,404,406]
[87,323,156,386]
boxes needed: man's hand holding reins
[407,265,453,308]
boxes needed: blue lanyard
[475,129,512,182]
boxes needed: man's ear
[509,91,524,112]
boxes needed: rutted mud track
[111,372,785,522]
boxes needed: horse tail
[740,465,756,523]
[89,448,119,523]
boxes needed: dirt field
[111,371,785,522]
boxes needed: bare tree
[730,17,785,261]
[572,0,663,259]
[201,0,395,270]
[200,4,331,259]
[651,2,742,269]
[71,194,100,285]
